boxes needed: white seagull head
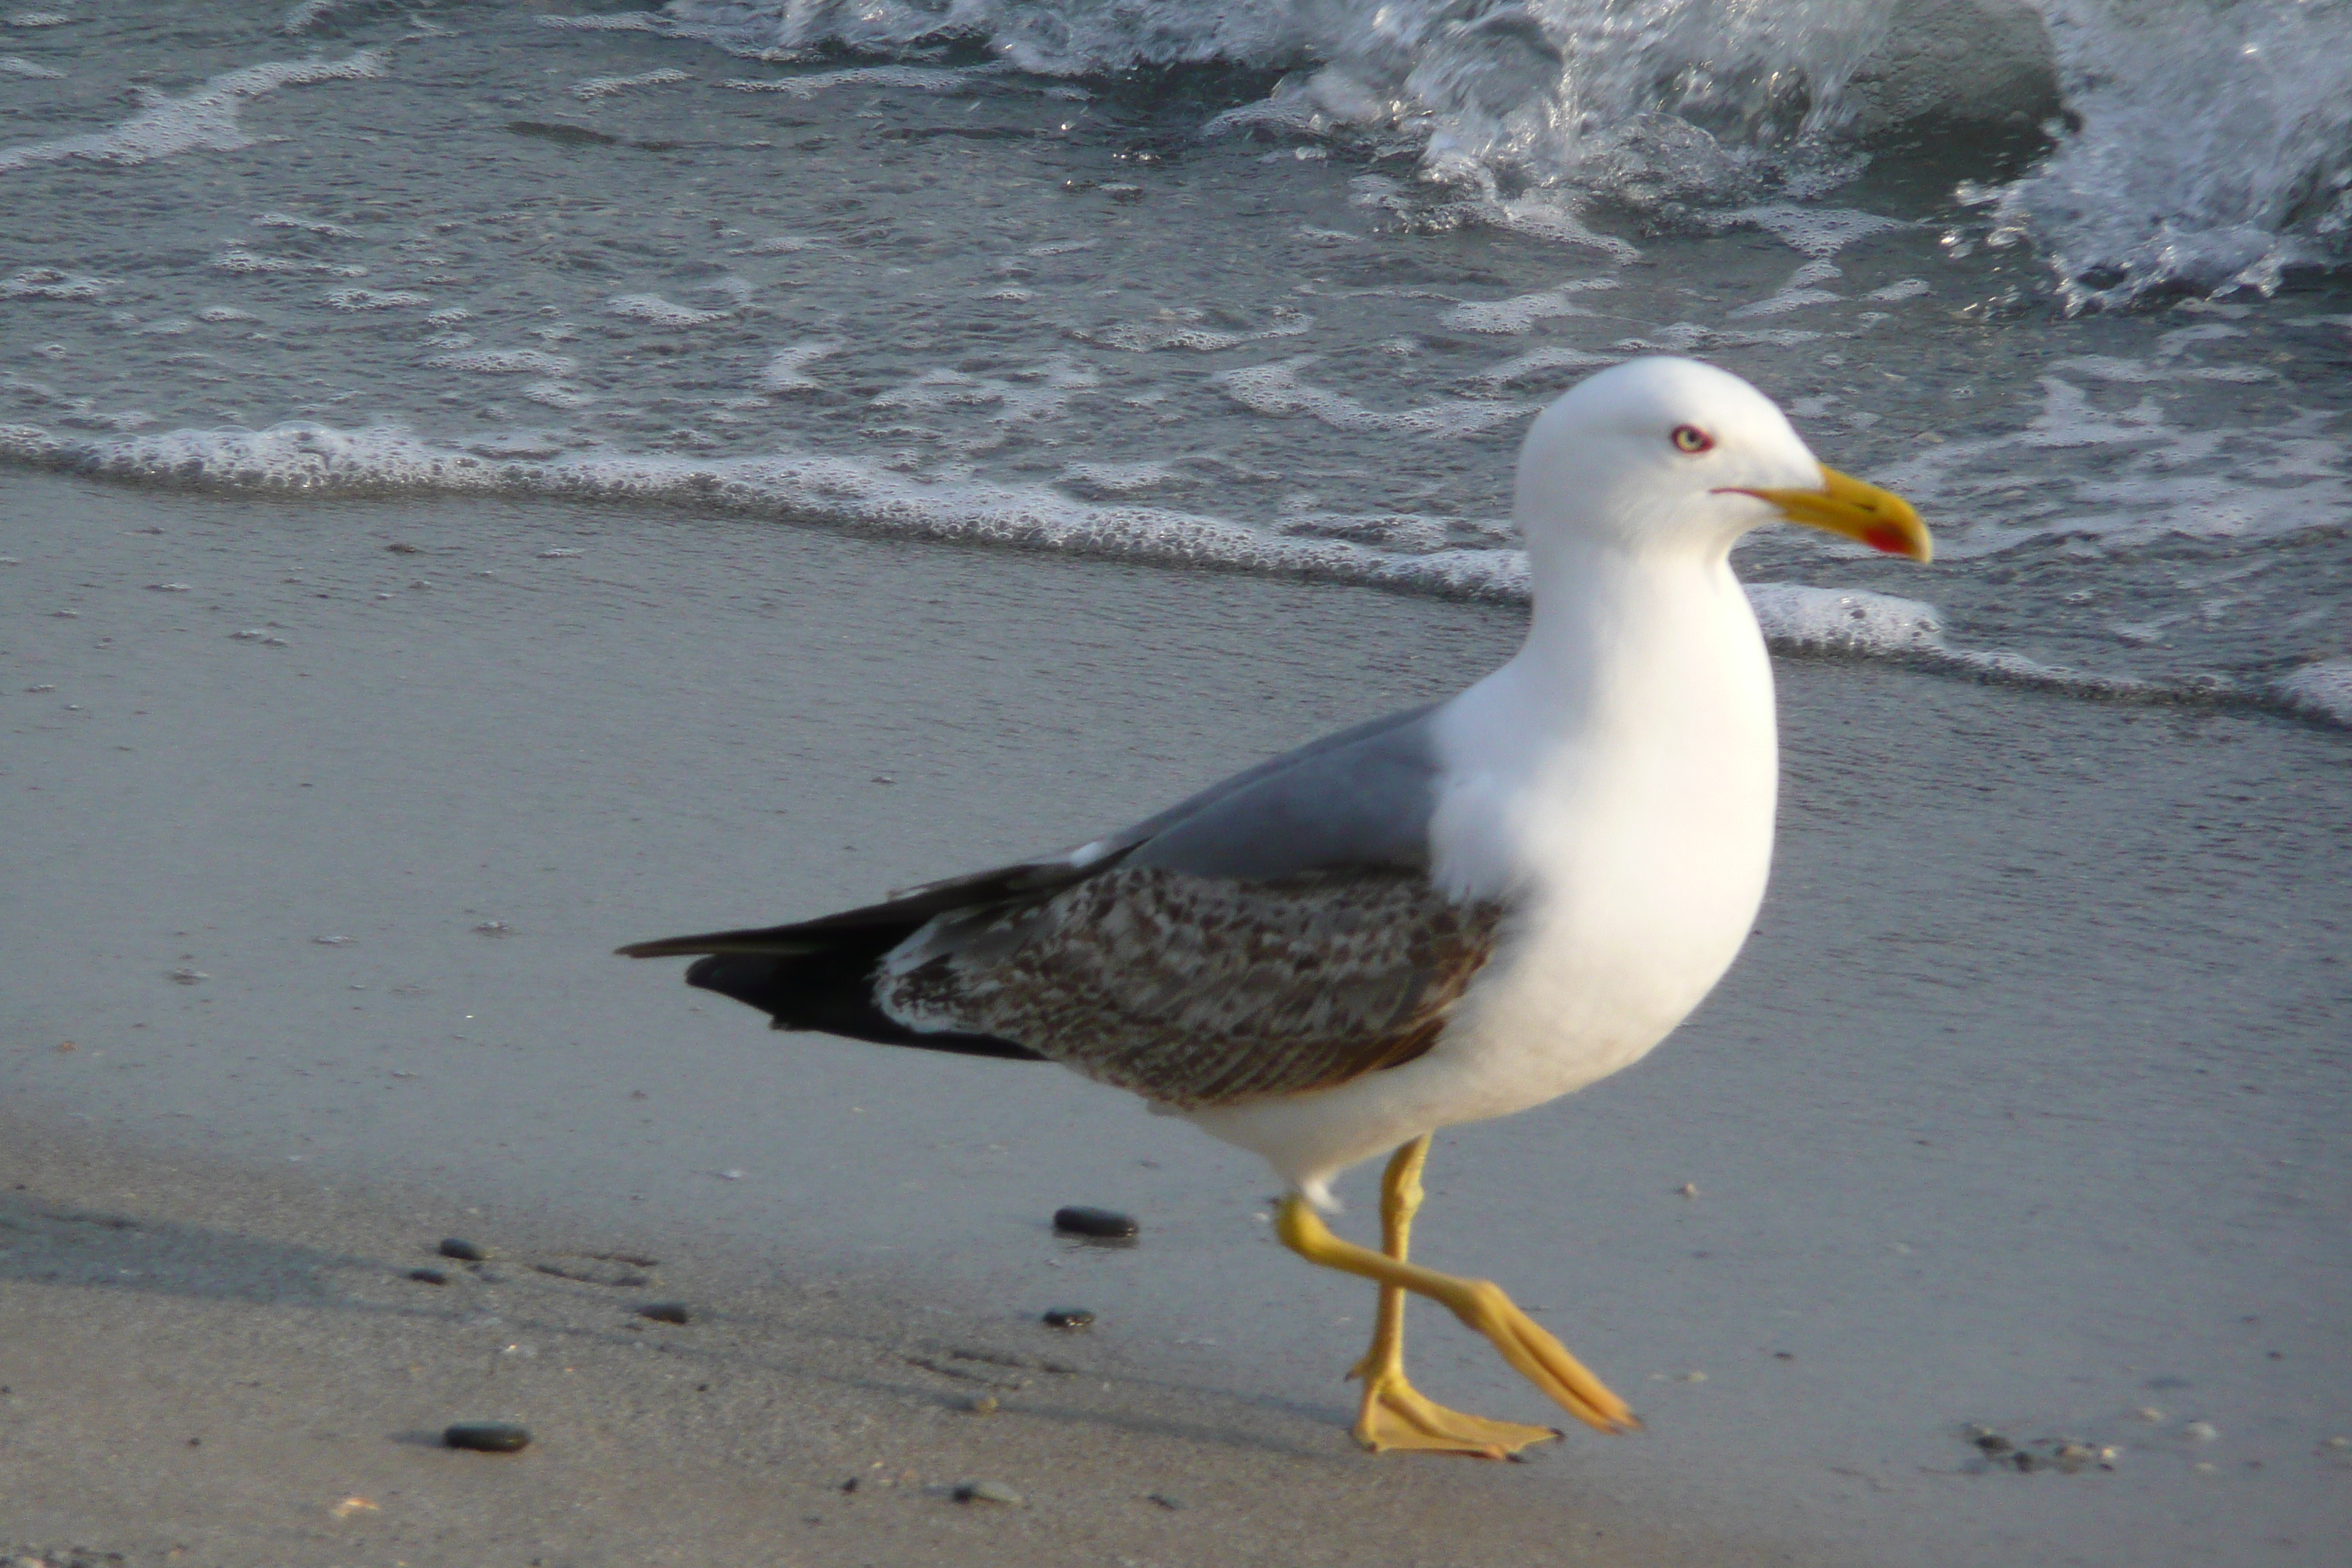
[1515,355,1931,567]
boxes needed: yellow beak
[1723,466,1933,563]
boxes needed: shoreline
[3,443,2345,731]
[4,467,2348,1564]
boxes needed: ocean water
[2,1,2348,721]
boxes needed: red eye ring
[1671,424,1714,454]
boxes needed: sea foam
[0,51,383,173]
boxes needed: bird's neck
[1512,539,1773,738]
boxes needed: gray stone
[443,1420,530,1453]
[1052,1206,1137,1240]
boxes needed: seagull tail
[617,919,1046,1063]
[615,851,1134,1062]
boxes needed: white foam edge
[1744,582,1943,657]
[1750,589,2347,725]
[0,418,1531,602]
[718,65,1002,98]
[4,418,2335,728]
[2274,660,2352,728]
[1213,358,1533,437]
[572,68,693,101]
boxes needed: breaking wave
[604,0,2352,309]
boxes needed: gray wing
[875,704,1506,1109]
[865,700,1444,909]
[1104,702,1444,878]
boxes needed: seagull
[620,355,1931,1458]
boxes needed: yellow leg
[1281,1139,1636,1455]
[1341,1138,1561,1457]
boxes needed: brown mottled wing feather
[878,863,1502,1110]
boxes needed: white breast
[1420,556,1779,1119]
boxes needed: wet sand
[1,1112,1760,1568]
[3,468,2348,1564]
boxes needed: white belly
[1185,778,1773,1204]
[1422,809,1774,1117]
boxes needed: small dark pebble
[444,1421,531,1453]
[1772,1350,1793,1360]
[2011,1452,2038,1473]
[1052,1206,1137,1240]
[1147,1492,1184,1510]
[408,1268,448,1286]
[1043,1308,1096,1330]
[840,1477,859,1493]
[638,1302,691,1325]
[439,1237,489,1262]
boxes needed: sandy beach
[4,466,2348,1566]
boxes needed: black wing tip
[616,921,828,959]
[615,933,824,960]
[616,936,699,960]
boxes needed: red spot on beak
[1861,522,1913,555]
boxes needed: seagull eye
[1670,425,1714,454]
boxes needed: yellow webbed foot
[1280,1195,1639,1437]
[1352,1366,1561,1459]
[1444,1278,1640,1435]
